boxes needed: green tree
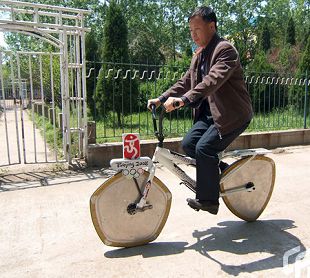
[85,29,101,118]
[289,0,310,44]
[287,17,296,45]
[138,55,190,109]
[261,22,271,52]
[290,36,310,107]
[247,50,274,73]
[94,0,138,126]
[222,0,262,67]
[246,50,276,112]
[129,30,165,65]
[298,36,310,74]
[277,45,294,75]
[260,0,291,46]
[302,26,310,48]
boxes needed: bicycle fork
[135,151,158,210]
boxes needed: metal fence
[0,1,89,167]
[245,74,309,131]
[0,80,31,109]
[86,62,309,142]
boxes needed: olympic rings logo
[122,167,144,179]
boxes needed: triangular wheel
[220,155,276,221]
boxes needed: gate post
[304,71,309,129]
[60,31,71,163]
[81,22,88,158]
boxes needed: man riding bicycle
[148,6,253,215]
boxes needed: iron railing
[86,62,309,142]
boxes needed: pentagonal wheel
[90,171,172,247]
[220,155,276,222]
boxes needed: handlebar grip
[150,104,156,119]
[173,101,180,108]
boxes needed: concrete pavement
[1,145,310,278]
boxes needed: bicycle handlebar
[150,104,165,145]
[150,104,158,135]
[150,100,182,145]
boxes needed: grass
[30,108,87,159]
[29,111,64,159]
[30,106,310,153]
[248,107,309,132]
[95,107,309,143]
[95,109,193,142]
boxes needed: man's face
[189,16,216,48]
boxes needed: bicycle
[90,105,276,248]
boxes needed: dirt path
[0,107,56,167]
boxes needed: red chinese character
[123,133,140,159]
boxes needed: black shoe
[186,198,219,215]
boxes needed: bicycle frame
[134,106,263,210]
[135,144,264,209]
[153,147,196,189]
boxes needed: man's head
[188,6,217,48]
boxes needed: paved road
[0,145,310,278]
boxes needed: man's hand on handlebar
[147,97,184,113]
[147,98,161,111]
[163,97,184,112]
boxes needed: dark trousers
[182,114,249,201]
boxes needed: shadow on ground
[0,167,115,192]
[105,219,305,276]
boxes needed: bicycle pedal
[140,204,153,211]
[135,203,153,213]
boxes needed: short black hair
[188,6,217,29]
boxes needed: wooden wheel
[90,171,172,247]
[220,156,276,222]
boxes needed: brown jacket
[160,34,253,136]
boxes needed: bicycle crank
[127,203,153,215]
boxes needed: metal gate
[0,0,89,167]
